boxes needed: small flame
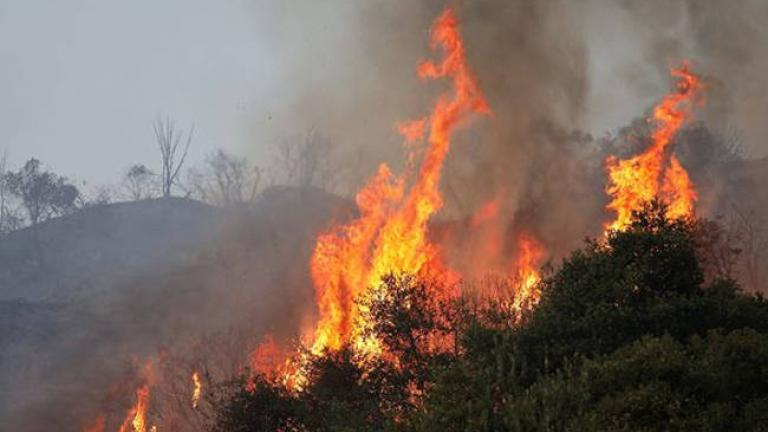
[83,416,105,432]
[469,195,502,228]
[249,334,308,391]
[605,64,703,231]
[191,371,202,409]
[512,232,545,313]
[119,384,150,432]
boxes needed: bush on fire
[213,203,768,431]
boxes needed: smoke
[587,0,768,158]
[248,0,768,267]
[6,1,768,430]
[244,0,598,259]
[199,0,768,284]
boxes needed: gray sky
[0,0,285,189]
[0,0,628,188]
[2,0,765,193]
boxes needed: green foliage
[494,330,768,431]
[4,158,80,226]
[214,203,768,431]
[362,275,458,398]
[416,203,768,431]
[211,375,300,432]
[212,348,385,432]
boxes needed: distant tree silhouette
[154,117,193,197]
[123,163,158,201]
[0,150,23,233]
[273,130,335,190]
[3,158,79,265]
[187,149,261,207]
[4,158,79,227]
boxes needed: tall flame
[605,64,702,231]
[309,7,489,356]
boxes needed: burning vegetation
[605,64,703,232]
[4,2,768,432]
[72,5,768,431]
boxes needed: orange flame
[309,7,489,357]
[119,384,150,432]
[191,371,202,409]
[249,334,307,391]
[469,195,502,228]
[83,416,106,432]
[511,232,544,312]
[605,64,702,231]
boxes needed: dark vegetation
[1,120,767,430]
[214,203,768,431]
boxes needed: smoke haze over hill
[2,1,768,431]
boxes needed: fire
[191,371,202,409]
[83,416,106,432]
[512,232,544,312]
[119,384,150,432]
[249,333,293,381]
[249,334,308,391]
[605,64,703,231]
[309,7,489,357]
[469,195,502,228]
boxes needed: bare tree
[0,152,22,232]
[694,218,741,284]
[123,164,158,201]
[80,184,115,208]
[272,130,335,190]
[0,150,11,232]
[187,149,261,207]
[729,203,768,292]
[154,117,194,197]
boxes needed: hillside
[0,187,353,431]
[0,197,220,302]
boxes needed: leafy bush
[215,203,768,431]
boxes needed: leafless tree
[0,150,22,233]
[122,164,158,201]
[0,150,11,232]
[729,203,768,292]
[154,117,194,197]
[272,130,335,190]
[694,218,741,284]
[0,151,23,234]
[187,149,261,207]
[80,184,115,207]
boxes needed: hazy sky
[0,0,286,190]
[0,1,628,188]
[3,0,764,194]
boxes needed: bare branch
[154,117,194,197]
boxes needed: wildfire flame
[249,334,308,391]
[512,232,544,312]
[309,7,489,357]
[83,416,106,432]
[81,6,557,428]
[118,384,150,432]
[191,371,202,409]
[605,64,703,231]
